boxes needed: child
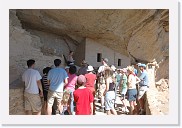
[73,75,94,115]
[41,67,51,114]
[60,89,71,115]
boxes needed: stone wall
[9,10,77,88]
[85,38,130,68]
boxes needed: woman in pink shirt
[85,65,97,115]
[64,65,78,115]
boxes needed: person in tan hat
[77,60,88,75]
[85,65,97,115]
[73,75,94,115]
[126,66,140,115]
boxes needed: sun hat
[122,68,127,73]
[87,65,94,71]
[77,75,86,85]
[127,66,134,72]
[65,66,70,69]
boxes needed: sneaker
[97,108,104,112]
[138,109,145,115]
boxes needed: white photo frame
[0,0,179,126]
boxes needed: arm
[135,76,141,84]
[37,80,43,97]
[64,78,68,85]
[90,102,93,115]
[103,78,109,96]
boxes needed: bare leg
[33,111,41,115]
[106,110,111,115]
[47,105,52,115]
[111,109,117,115]
[129,101,134,115]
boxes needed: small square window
[118,59,121,66]
[97,53,102,62]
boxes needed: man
[96,58,109,112]
[77,60,88,75]
[47,59,68,115]
[22,59,43,115]
[137,63,149,115]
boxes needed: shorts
[47,90,63,107]
[98,84,106,98]
[24,92,42,112]
[105,91,115,110]
[138,86,148,99]
[121,88,127,99]
[127,89,137,101]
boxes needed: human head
[69,51,74,55]
[77,75,86,86]
[62,89,71,105]
[104,67,113,78]
[54,59,61,67]
[102,58,108,65]
[87,65,94,72]
[81,60,88,67]
[139,64,146,70]
[43,67,52,75]
[65,66,70,73]
[27,59,35,68]
[121,68,127,74]
[127,66,134,74]
[69,65,77,74]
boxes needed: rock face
[15,9,169,80]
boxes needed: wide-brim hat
[87,65,94,71]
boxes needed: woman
[64,65,78,115]
[126,66,141,115]
[103,67,117,115]
[120,68,129,113]
[85,65,97,115]
[67,51,74,65]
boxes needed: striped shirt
[42,75,49,91]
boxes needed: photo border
[0,0,179,126]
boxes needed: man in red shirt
[73,75,94,115]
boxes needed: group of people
[22,51,149,115]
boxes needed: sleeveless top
[108,82,115,91]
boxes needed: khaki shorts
[98,84,106,98]
[24,92,42,113]
[47,90,63,107]
[138,86,148,100]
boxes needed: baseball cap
[103,58,108,63]
[77,75,86,85]
[139,64,146,67]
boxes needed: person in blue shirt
[47,59,68,115]
[137,64,149,115]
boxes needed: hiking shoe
[138,109,145,115]
[97,108,104,112]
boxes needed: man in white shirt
[97,58,109,112]
[22,59,43,115]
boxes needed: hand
[39,91,43,98]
